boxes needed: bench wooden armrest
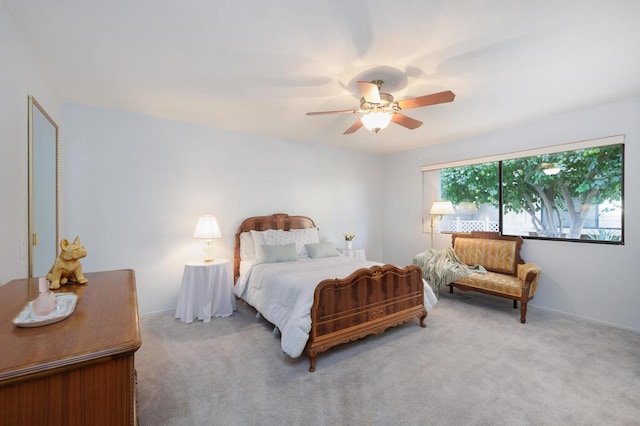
[518,263,541,297]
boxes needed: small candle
[38,277,47,293]
[33,277,55,316]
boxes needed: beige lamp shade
[193,215,221,263]
[430,201,455,217]
[428,201,455,249]
[193,215,222,239]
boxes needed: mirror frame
[28,95,60,277]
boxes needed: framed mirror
[28,96,59,277]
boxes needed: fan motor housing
[359,92,398,113]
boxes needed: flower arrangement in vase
[343,233,355,249]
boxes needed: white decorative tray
[13,293,78,328]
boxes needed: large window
[422,136,624,244]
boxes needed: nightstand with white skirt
[337,247,366,261]
[175,259,237,323]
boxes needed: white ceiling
[5,0,640,154]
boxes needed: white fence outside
[444,218,499,233]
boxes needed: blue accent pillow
[261,243,299,263]
[305,242,339,259]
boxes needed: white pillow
[250,228,321,261]
[239,232,255,260]
[265,228,320,258]
[265,229,297,246]
[250,230,268,262]
[295,227,320,246]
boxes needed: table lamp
[193,215,221,263]
[429,201,455,248]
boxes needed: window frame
[422,135,625,245]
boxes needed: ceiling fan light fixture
[306,79,454,135]
[361,111,393,133]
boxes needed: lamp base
[203,240,214,263]
[430,218,435,249]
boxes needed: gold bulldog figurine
[46,236,88,290]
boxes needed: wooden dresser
[0,269,142,426]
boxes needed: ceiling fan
[306,80,455,134]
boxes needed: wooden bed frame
[234,213,427,372]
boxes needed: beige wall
[0,3,60,284]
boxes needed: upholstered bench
[450,231,541,323]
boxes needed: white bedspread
[234,256,438,358]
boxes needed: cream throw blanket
[413,247,487,297]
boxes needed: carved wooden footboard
[307,264,426,372]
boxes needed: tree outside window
[438,144,623,243]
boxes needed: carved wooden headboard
[233,213,317,282]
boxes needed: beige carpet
[135,291,640,426]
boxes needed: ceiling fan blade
[357,81,381,104]
[391,113,423,130]
[306,109,359,116]
[343,119,363,134]
[396,90,455,110]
